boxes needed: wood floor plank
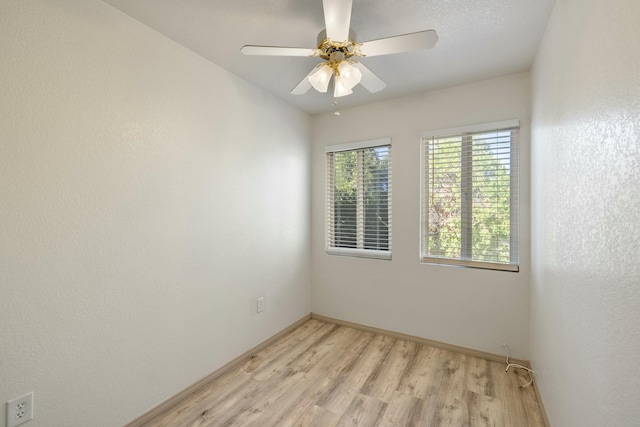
[466,390,506,427]
[409,393,440,426]
[138,320,546,427]
[467,355,497,398]
[396,343,437,400]
[204,370,295,426]
[288,326,361,374]
[360,338,417,403]
[252,322,337,381]
[375,392,423,427]
[335,393,387,427]
[315,334,395,415]
[300,328,375,400]
[291,405,340,427]
[242,319,326,374]
[238,327,369,427]
[224,370,309,426]
[262,378,332,427]
[431,350,470,426]
[308,329,375,380]
[347,334,397,390]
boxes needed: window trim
[420,120,519,272]
[324,138,392,153]
[326,138,392,260]
[419,120,519,139]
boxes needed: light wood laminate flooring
[143,319,545,426]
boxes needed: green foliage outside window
[427,133,512,264]
[333,147,389,251]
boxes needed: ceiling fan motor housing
[316,29,361,60]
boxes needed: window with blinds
[421,120,519,271]
[326,138,391,260]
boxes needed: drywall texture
[311,73,531,358]
[0,1,310,426]
[530,0,640,425]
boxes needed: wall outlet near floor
[257,296,265,313]
[6,392,33,427]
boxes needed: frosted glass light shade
[333,75,353,97]
[308,64,333,93]
[337,61,362,90]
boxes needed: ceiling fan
[241,0,438,98]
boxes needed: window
[421,120,519,271]
[326,138,391,260]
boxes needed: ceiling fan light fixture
[337,60,362,90]
[242,0,439,102]
[308,64,333,93]
[333,75,353,98]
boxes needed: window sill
[327,247,392,260]
[421,257,519,272]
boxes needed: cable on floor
[503,343,535,388]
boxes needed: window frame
[420,120,520,272]
[325,138,392,260]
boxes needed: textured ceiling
[102,0,556,115]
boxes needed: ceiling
[102,0,556,115]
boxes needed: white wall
[530,0,640,425]
[311,73,531,357]
[0,1,311,426]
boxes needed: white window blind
[421,121,519,271]
[326,139,391,260]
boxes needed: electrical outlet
[6,392,33,427]
[257,296,265,313]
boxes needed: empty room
[1,0,638,426]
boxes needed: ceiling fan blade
[359,30,438,57]
[290,66,321,95]
[351,62,387,93]
[241,45,316,57]
[323,0,352,42]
